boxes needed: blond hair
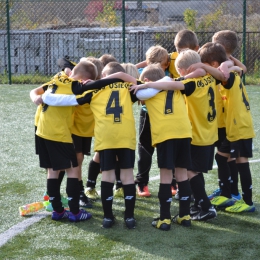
[145,45,168,65]
[121,63,140,78]
[139,64,165,81]
[175,49,201,70]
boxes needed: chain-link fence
[1,0,260,84]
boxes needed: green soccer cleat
[211,196,235,208]
[152,218,171,231]
[172,214,191,227]
[225,200,256,213]
[114,187,124,198]
[85,187,99,201]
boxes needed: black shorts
[99,148,135,171]
[188,144,215,173]
[156,138,192,170]
[72,134,92,156]
[38,136,78,171]
[215,127,226,149]
[218,138,253,158]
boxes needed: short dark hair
[99,54,118,67]
[199,42,227,65]
[174,29,199,50]
[102,62,125,76]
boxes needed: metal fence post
[243,0,246,84]
[122,0,126,62]
[6,0,12,85]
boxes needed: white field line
[1,158,260,247]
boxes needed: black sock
[78,180,84,192]
[123,184,136,219]
[198,172,205,187]
[236,162,253,205]
[86,160,100,188]
[47,179,62,213]
[66,178,80,214]
[190,175,211,211]
[178,180,191,217]
[158,183,172,220]
[58,170,65,189]
[228,160,239,195]
[215,153,231,198]
[115,161,122,189]
[101,181,114,219]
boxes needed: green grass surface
[0,84,259,260]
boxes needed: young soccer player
[134,30,200,198]
[203,32,256,212]
[131,49,229,221]
[42,62,141,229]
[135,64,193,230]
[99,53,118,67]
[30,61,122,221]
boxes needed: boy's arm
[135,60,147,69]
[104,72,137,84]
[72,78,124,94]
[187,63,226,81]
[229,55,247,73]
[130,77,184,95]
[42,92,78,106]
[30,85,46,105]
[182,68,206,79]
[135,76,173,100]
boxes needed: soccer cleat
[125,218,136,229]
[208,188,222,200]
[152,218,171,231]
[114,187,124,198]
[68,209,92,222]
[85,187,99,201]
[190,204,201,216]
[191,206,217,221]
[172,214,191,227]
[211,196,235,208]
[79,191,93,208]
[225,200,256,213]
[51,209,69,221]
[231,193,242,201]
[102,217,115,228]
[171,186,178,196]
[137,185,151,197]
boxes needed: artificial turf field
[0,84,259,260]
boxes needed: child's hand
[33,95,43,105]
[218,62,230,81]
[186,62,204,74]
[82,79,93,84]
[130,84,148,94]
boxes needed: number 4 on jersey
[106,91,123,123]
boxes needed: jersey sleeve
[222,72,235,89]
[72,78,124,94]
[182,80,196,96]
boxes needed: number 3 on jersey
[106,91,123,123]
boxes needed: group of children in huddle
[30,28,255,231]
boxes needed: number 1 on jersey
[106,91,123,123]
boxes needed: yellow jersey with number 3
[182,75,218,146]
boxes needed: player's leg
[118,149,136,229]
[85,152,100,201]
[136,109,153,197]
[99,150,116,228]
